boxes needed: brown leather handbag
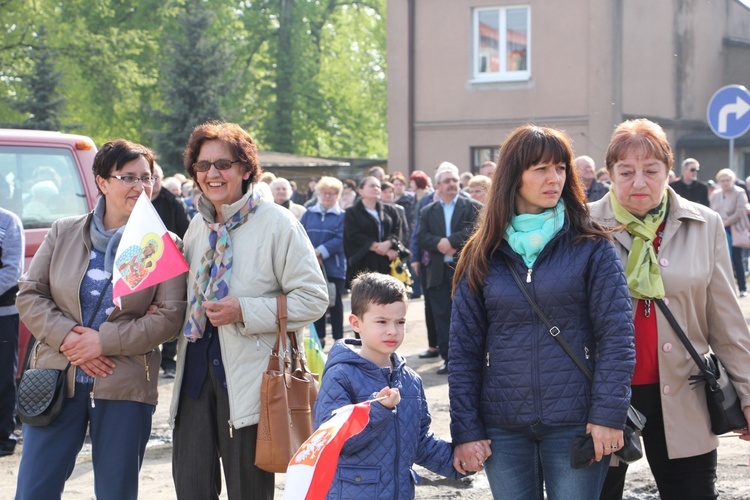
[255,295,319,473]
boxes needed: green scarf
[611,190,668,299]
[505,200,565,268]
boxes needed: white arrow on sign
[718,96,750,133]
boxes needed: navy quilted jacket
[315,341,460,499]
[449,223,635,445]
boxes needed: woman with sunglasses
[15,140,187,499]
[169,121,328,500]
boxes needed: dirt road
[2,297,748,499]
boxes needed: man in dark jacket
[417,163,482,374]
[670,158,710,206]
[575,155,608,202]
[151,164,191,378]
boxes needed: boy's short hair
[350,272,409,318]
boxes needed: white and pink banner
[283,401,372,500]
[112,191,189,308]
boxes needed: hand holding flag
[283,399,378,500]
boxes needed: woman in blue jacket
[449,125,636,499]
[300,176,347,346]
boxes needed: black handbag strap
[653,299,717,387]
[503,255,594,382]
[503,255,646,430]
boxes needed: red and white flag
[112,191,189,308]
[283,400,373,500]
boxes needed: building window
[472,5,530,82]
[471,146,499,173]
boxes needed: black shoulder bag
[503,255,645,468]
[17,277,112,426]
[654,299,746,435]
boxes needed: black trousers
[0,314,18,450]
[173,364,274,500]
[600,384,718,500]
[314,277,346,341]
[427,264,455,361]
[422,271,438,349]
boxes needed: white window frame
[471,5,531,83]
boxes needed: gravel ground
[1,297,748,499]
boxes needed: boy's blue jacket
[314,340,461,499]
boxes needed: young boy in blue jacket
[313,272,482,499]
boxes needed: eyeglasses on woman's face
[108,174,155,187]
[192,159,240,172]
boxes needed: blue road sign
[707,85,750,140]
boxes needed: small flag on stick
[283,400,373,500]
[112,191,189,308]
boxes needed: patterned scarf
[505,199,565,268]
[611,190,668,299]
[183,191,260,341]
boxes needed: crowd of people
[2,118,749,500]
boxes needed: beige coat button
[663,297,670,306]
[663,343,672,352]
[660,258,669,267]
[663,385,670,395]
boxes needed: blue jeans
[16,382,153,500]
[485,423,609,500]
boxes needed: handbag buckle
[549,326,560,337]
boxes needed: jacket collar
[308,202,342,216]
[589,186,706,250]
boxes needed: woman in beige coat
[589,119,750,499]
[710,168,749,297]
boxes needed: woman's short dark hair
[183,121,260,194]
[92,139,155,195]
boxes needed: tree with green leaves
[153,0,234,172]
[8,26,66,131]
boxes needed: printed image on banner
[116,233,164,289]
[112,191,189,308]
[283,401,372,500]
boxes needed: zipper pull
[256,338,260,351]
[90,391,96,408]
[486,352,490,367]
[584,346,590,360]
[526,269,532,283]
[228,420,234,438]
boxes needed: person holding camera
[343,176,404,290]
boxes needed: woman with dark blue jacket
[449,125,636,499]
[300,176,346,345]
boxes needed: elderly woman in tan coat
[589,119,750,500]
[710,168,750,297]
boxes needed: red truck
[0,129,99,376]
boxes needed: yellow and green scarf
[611,190,668,299]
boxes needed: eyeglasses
[319,191,339,197]
[108,174,155,187]
[689,168,700,173]
[192,159,240,172]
